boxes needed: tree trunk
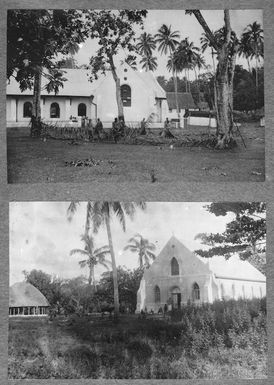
[170,49,180,128]
[105,214,119,319]
[109,55,124,121]
[88,264,92,286]
[191,9,236,148]
[33,69,42,119]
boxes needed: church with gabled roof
[136,236,266,313]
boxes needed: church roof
[6,69,97,97]
[6,66,166,99]
[166,92,196,110]
[205,255,266,283]
[9,282,50,307]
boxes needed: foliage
[9,297,266,379]
[94,266,144,312]
[124,233,156,268]
[70,233,111,287]
[7,9,87,91]
[195,202,266,273]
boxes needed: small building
[6,65,167,128]
[9,281,50,317]
[136,236,266,313]
[165,92,196,122]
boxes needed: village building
[136,236,266,313]
[6,65,172,128]
[9,281,50,317]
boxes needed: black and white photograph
[6,9,264,183]
[9,201,266,379]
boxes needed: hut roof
[166,92,196,110]
[9,282,50,307]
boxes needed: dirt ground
[7,123,265,183]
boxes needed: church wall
[94,71,162,123]
[136,237,266,313]
[216,278,266,300]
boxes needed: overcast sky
[74,9,263,79]
[9,202,235,285]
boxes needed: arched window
[121,84,131,107]
[192,282,200,301]
[23,101,32,117]
[171,257,179,276]
[78,103,87,117]
[50,102,60,118]
[155,285,160,303]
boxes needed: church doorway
[171,287,181,309]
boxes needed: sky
[74,9,263,79]
[9,202,234,285]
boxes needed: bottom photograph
[9,201,266,379]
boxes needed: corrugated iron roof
[166,92,196,109]
[7,69,97,97]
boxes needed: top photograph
[6,9,264,184]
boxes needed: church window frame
[192,282,200,301]
[50,102,60,118]
[23,101,32,118]
[121,84,131,107]
[154,285,161,303]
[78,103,87,117]
[171,257,179,276]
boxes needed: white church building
[6,65,173,128]
[6,65,200,128]
[136,236,266,313]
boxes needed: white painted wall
[93,69,162,122]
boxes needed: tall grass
[9,298,266,379]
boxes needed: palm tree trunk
[170,48,180,128]
[88,264,92,286]
[105,214,119,319]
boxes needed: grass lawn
[7,122,265,183]
[9,313,267,379]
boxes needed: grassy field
[7,123,264,183]
[9,300,267,379]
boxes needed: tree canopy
[7,9,88,92]
[195,202,266,273]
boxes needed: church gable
[147,236,210,278]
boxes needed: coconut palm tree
[240,22,263,107]
[136,32,156,57]
[140,55,158,71]
[67,201,146,318]
[155,24,180,125]
[70,233,111,291]
[200,31,216,72]
[124,233,156,268]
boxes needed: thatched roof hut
[9,282,49,316]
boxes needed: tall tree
[240,22,264,108]
[155,24,180,126]
[124,233,156,268]
[186,10,239,148]
[171,38,200,93]
[194,202,266,274]
[140,55,158,71]
[67,201,146,318]
[70,233,110,290]
[7,10,88,130]
[85,10,147,122]
[137,32,158,71]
